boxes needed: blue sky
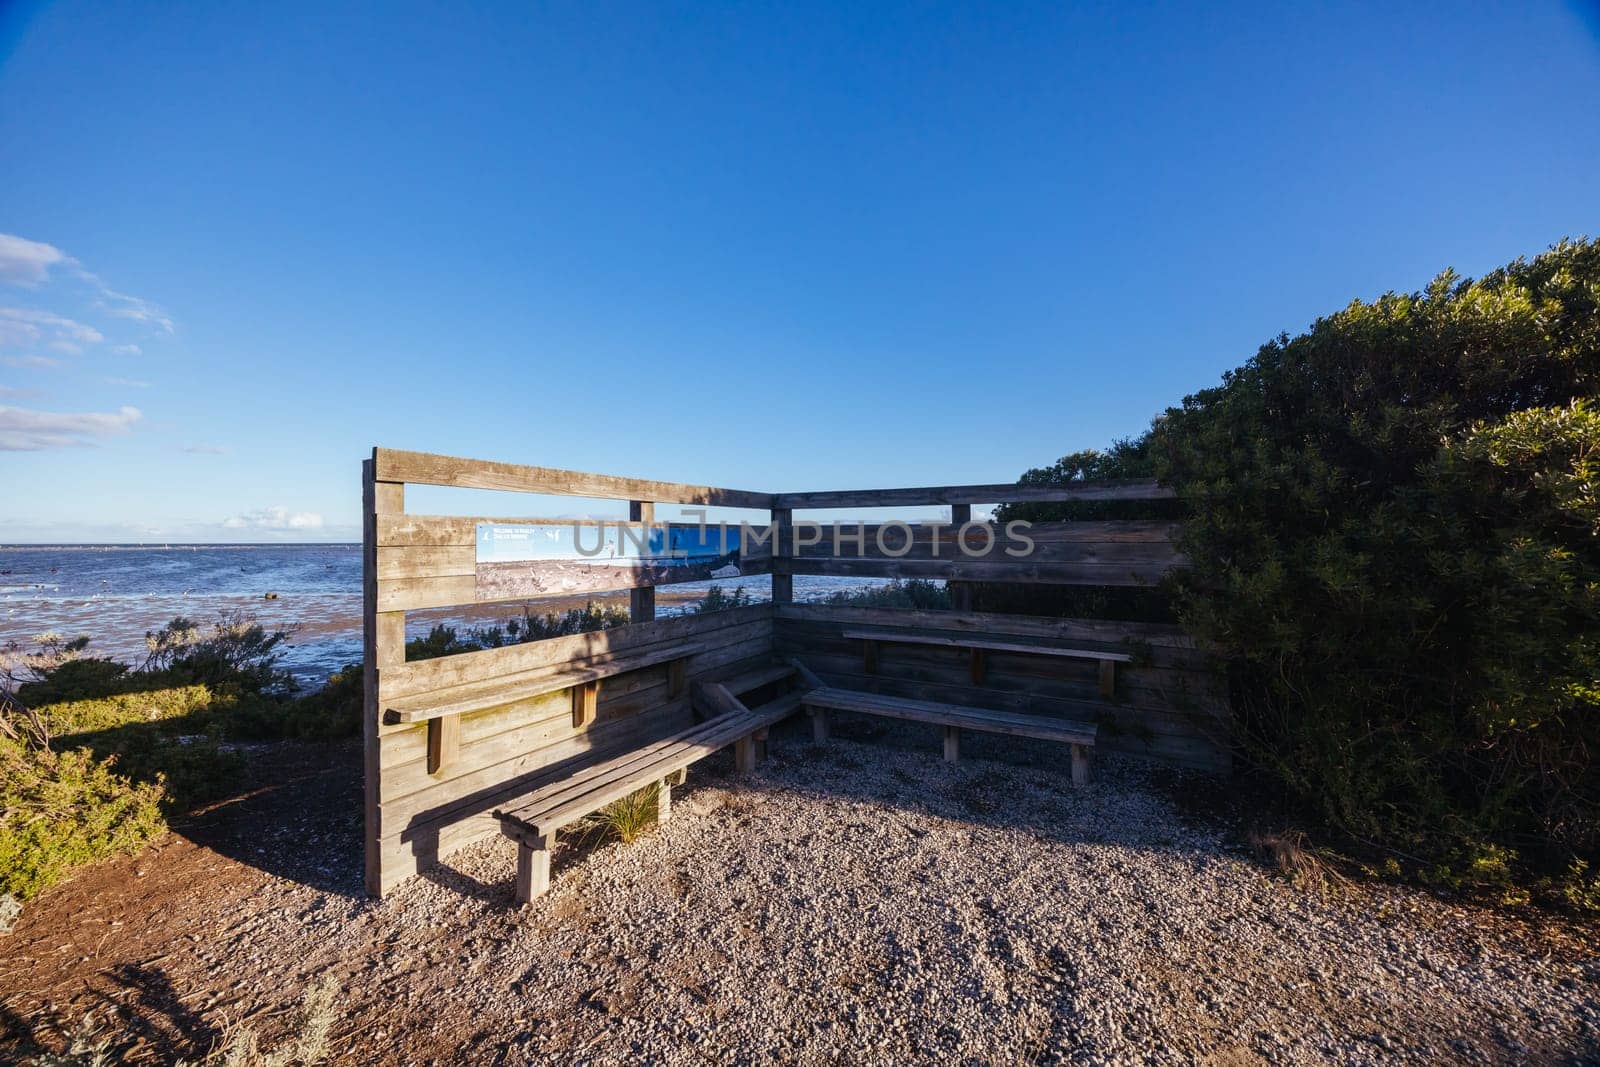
[1,1,1597,541]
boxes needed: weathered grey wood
[949,504,973,612]
[514,834,551,903]
[375,447,776,509]
[1098,659,1116,699]
[772,479,1174,509]
[787,657,827,691]
[427,713,460,775]
[385,641,708,724]
[690,679,749,720]
[943,725,960,763]
[363,458,405,897]
[801,687,1098,747]
[571,680,599,729]
[770,507,792,605]
[384,604,770,698]
[1072,744,1092,787]
[811,707,830,743]
[775,556,1171,586]
[656,778,672,823]
[719,661,795,698]
[376,513,776,549]
[839,628,1134,664]
[775,603,1204,653]
[629,501,657,623]
[734,735,757,774]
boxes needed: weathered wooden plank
[786,533,1182,565]
[377,513,777,550]
[838,628,1134,663]
[363,462,404,897]
[384,640,710,723]
[629,501,656,623]
[774,603,1204,651]
[427,714,460,774]
[774,556,1174,586]
[772,479,1174,510]
[378,555,776,611]
[801,687,1098,745]
[383,602,773,699]
[374,448,775,509]
[377,544,476,580]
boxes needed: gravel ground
[4,719,1598,1065]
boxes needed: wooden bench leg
[515,833,552,904]
[754,727,769,764]
[735,735,757,774]
[1098,660,1116,699]
[943,725,960,763]
[1071,744,1093,788]
[657,779,673,824]
[810,707,829,743]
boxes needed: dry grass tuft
[1248,828,1352,896]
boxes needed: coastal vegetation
[1007,239,1600,907]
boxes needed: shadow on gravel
[170,740,366,899]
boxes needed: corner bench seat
[494,676,804,903]
[800,685,1098,785]
[840,627,1132,695]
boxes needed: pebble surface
[6,719,1598,1065]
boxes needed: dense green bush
[1147,239,1600,897]
[822,579,952,611]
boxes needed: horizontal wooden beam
[374,448,775,509]
[773,556,1175,586]
[771,479,1174,510]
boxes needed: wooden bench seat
[800,683,1098,786]
[841,627,1131,695]
[385,640,708,775]
[494,676,804,903]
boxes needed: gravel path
[4,721,1597,1064]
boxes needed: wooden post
[656,778,673,824]
[572,680,599,728]
[515,834,552,903]
[667,657,687,699]
[810,708,829,743]
[735,735,757,773]
[943,725,960,763]
[949,503,973,612]
[770,507,792,606]
[1097,659,1116,699]
[1071,744,1092,787]
[754,726,770,763]
[363,457,405,897]
[427,714,460,775]
[629,501,655,623]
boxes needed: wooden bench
[842,627,1132,696]
[384,640,708,774]
[795,659,1098,787]
[493,667,805,903]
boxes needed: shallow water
[0,544,870,686]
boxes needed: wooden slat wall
[373,603,774,895]
[363,446,783,897]
[774,605,1230,772]
[363,448,1226,897]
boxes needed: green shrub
[1149,238,1600,893]
[694,585,751,613]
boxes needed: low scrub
[0,613,362,900]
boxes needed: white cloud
[0,234,69,286]
[0,385,43,399]
[110,343,142,356]
[222,505,324,530]
[104,376,150,388]
[98,289,174,333]
[0,404,142,450]
[0,307,104,347]
[1,354,60,369]
[48,340,83,355]
[182,443,229,454]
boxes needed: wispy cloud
[104,376,151,388]
[0,234,68,286]
[182,443,229,454]
[110,343,142,356]
[97,288,174,334]
[0,385,44,400]
[0,404,142,450]
[222,505,323,531]
[1,354,61,369]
